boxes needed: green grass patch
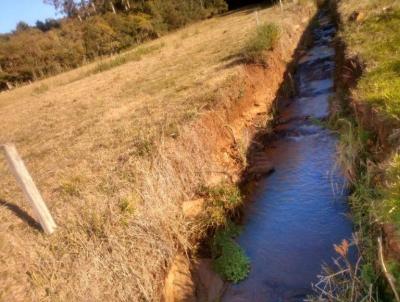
[198,184,250,282]
[32,83,49,95]
[199,183,243,227]
[331,115,400,300]
[198,183,250,283]
[344,8,400,119]
[89,43,164,75]
[375,154,400,227]
[323,2,400,299]
[242,23,279,63]
[212,221,250,283]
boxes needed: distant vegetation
[0,0,228,90]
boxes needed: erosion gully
[222,8,354,302]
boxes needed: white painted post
[1,144,56,234]
[255,10,260,26]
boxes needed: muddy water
[222,9,353,302]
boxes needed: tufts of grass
[375,154,400,229]
[242,23,280,63]
[92,56,130,74]
[90,43,164,74]
[199,183,250,282]
[132,137,155,157]
[316,102,386,299]
[308,238,380,302]
[199,183,242,227]
[336,2,400,298]
[333,118,373,183]
[59,176,84,197]
[32,83,49,95]
[211,221,250,283]
[326,108,400,300]
[343,7,400,119]
[119,194,138,215]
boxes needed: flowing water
[222,9,353,302]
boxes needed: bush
[200,183,242,227]
[242,22,280,63]
[212,222,250,283]
[84,16,121,58]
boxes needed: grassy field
[0,2,315,301]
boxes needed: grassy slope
[0,3,314,301]
[337,0,400,297]
[339,0,400,119]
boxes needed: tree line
[0,0,228,90]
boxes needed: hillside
[0,2,315,301]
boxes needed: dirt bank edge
[331,0,400,299]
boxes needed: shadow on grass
[0,198,41,231]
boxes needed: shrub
[212,222,250,283]
[89,43,163,74]
[84,16,121,58]
[200,183,242,227]
[242,22,280,63]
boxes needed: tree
[36,19,61,31]
[15,21,30,32]
[44,0,79,17]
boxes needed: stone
[247,161,274,176]
[182,199,205,218]
[164,255,196,302]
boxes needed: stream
[222,8,354,302]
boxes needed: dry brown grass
[0,2,315,301]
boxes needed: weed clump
[32,83,49,95]
[212,222,250,283]
[198,183,250,282]
[200,183,242,227]
[375,154,400,236]
[343,7,400,119]
[90,44,163,74]
[242,23,279,63]
[337,2,400,297]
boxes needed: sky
[0,0,59,34]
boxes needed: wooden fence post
[255,10,260,26]
[1,144,56,234]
